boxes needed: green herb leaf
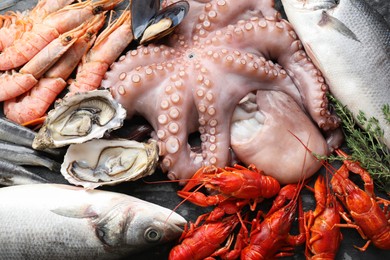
[328,95,390,193]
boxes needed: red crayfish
[330,149,390,251]
[168,213,241,260]
[304,174,343,259]
[177,164,281,211]
[240,181,306,259]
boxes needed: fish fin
[318,11,360,42]
[50,205,98,219]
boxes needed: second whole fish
[281,0,390,148]
[0,158,49,186]
[0,0,19,11]
[0,140,60,170]
[0,117,63,157]
[0,184,187,259]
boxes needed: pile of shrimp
[0,0,133,125]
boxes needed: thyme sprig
[328,95,390,193]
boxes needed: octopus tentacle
[153,71,202,181]
[101,44,180,89]
[185,53,304,180]
[108,61,172,117]
[198,46,305,108]
[168,0,278,41]
[192,61,230,171]
[108,57,201,179]
[207,16,340,130]
[104,0,339,181]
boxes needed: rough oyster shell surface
[32,90,126,150]
[61,139,159,189]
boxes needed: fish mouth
[163,213,187,240]
[170,223,185,235]
[171,214,187,233]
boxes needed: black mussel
[141,1,189,44]
[131,0,161,40]
[131,0,189,44]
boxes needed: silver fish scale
[348,0,390,53]
[0,201,111,259]
[282,0,390,148]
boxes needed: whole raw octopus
[102,0,340,183]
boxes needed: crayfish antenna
[163,182,207,229]
[288,129,344,177]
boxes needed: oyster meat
[32,90,126,150]
[61,139,159,189]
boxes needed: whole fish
[0,184,186,259]
[0,0,19,11]
[0,140,60,170]
[0,158,49,186]
[281,0,390,148]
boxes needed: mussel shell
[152,1,189,28]
[133,0,189,44]
[131,0,161,40]
[32,90,126,150]
[61,139,159,189]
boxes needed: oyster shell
[32,90,126,150]
[61,139,159,189]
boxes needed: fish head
[281,0,338,11]
[122,200,186,250]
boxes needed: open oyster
[32,90,126,150]
[61,139,159,189]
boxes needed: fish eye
[144,228,161,243]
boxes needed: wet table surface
[1,0,390,259]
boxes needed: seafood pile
[171,159,389,259]
[281,0,390,149]
[0,0,389,259]
[0,116,64,186]
[0,0,124,124]
[0,0,190,126]
[0,110,187,259]
[29,0,342,186]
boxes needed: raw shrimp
[0,22,86,101]
[0,11,28,51]
[68,9,133,93]
[0,0,74,51]
[0,0,121,70]
[4,14,105,124]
